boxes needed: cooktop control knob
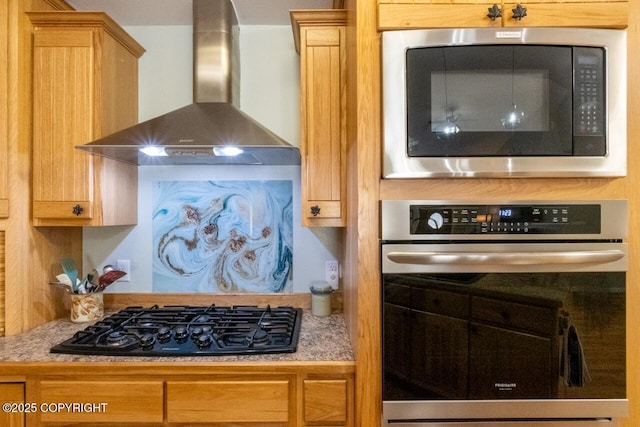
[140,333,156,349]
[157,326,172,341]
[196,333,213,348]
[174,326,188,341]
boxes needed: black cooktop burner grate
[50,304,302,356]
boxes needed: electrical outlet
[116,259,131,282]
[325,260,339,289]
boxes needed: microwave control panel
[410,204,601,235]
[574,47,605,137]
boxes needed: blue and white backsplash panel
[152,180,293,293]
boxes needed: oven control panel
[410,204,601,235]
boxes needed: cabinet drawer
[379,3,500,30]
[471,296,557,336]
[413,287,469,319]
[304,200,342,220]
[304,379,348,423]
[38,380,163,423]
[166,380,290,423]
[33,201,93,220]
[503,3,627,28]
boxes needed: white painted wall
[82,25,341,294]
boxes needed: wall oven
[381,200,628,426]
[382,28,627,178]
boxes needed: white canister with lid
[310,282,333,316]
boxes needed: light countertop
[0,310,354,364]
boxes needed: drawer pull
[487,4,503,20]
[72,204,84,216]
[512,3,527,20]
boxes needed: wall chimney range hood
[76,0,301,166]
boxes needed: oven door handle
[386,249,625,266]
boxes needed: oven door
[382,242,628,425]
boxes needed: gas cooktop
[50,305,302,356]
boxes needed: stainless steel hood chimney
[76,0,300,166]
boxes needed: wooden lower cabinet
[303,379,351,425]
[14,363,354,426]
[0,383,25,427]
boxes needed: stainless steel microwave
[382,28,627,178]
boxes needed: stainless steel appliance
[50,305,302,356]
[382,28,626,178]
[76,0,301,166]
[381,200,628,426]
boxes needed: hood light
[140,146,168,157]
[213,146,244,157]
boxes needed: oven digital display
[410,204,601,234]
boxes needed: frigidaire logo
[495,383,516,390]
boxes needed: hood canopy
[76,0,300,166]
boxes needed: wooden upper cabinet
[291,10,347,227]
[28,12,145,226]
[378,0,628,30]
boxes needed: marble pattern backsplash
[152,180,293,293]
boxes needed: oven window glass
[382,272,625,401]
[406,45,605,157]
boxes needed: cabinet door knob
[310,205,321,217]
[512,3,528,20]
[72,204,84,216]
[487,4,503,20]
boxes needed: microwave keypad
[574,48,605,136]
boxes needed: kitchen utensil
[56,273,73,287]
[49,281,73,294]
[98,269,126,290]
[102,264,117,273]
[61,258,79,293]
[87,269,99,287]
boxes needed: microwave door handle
[386,249,625,266]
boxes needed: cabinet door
[166,379,291,424]
[0,383,24,427]
[299,25,346,227]
[32,29,95,222]
[303,379,350,425]
[469,323,554,398]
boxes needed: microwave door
[407,45,574,158]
